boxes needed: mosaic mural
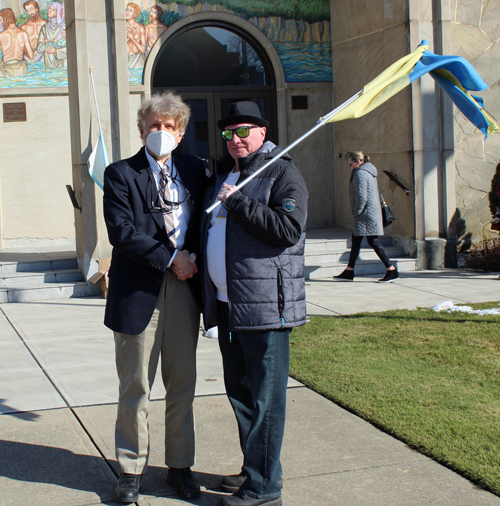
[0,0,332,89]
[0,0,66,88]
[127,0,332,85]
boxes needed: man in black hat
[199,101,308,506]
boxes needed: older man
[103,92,208,503]
[200,101,308,506]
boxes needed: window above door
[152,25,273,88]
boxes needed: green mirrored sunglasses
[221,125,259,141]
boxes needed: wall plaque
[3,103,27,122]
[291,96,308,110]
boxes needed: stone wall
[451,0,500,247]
[0,95,75,248]
[330,0,414,238]
[285,87,335,228]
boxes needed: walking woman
[334,151,399,282]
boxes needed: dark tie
[159,166,177,248]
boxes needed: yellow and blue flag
[325,40,499,138]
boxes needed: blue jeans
[217,301,289,500]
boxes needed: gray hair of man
[137,91,191,132]
[346,151,371,164]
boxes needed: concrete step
[0,281,99,303]
[0,229,415,300]
[0,269,83,287]
[306,257,417,280]
[0,247,98,303]
[303,227,415,280]
[305,245,406,266]
[0,253,77,273]
[305,235,393,254]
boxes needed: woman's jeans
[348,234,393,269]
[217,300,289,500]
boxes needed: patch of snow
[430,300,500,315]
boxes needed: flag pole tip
[89,66,92,72]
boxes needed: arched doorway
[151,22,277,171]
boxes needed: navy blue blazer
[103,147,208,335]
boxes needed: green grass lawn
[289,302,500,495]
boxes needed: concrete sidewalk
[1,269,499,506]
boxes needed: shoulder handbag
[380,192,395,228]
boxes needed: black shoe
[220,473,247,493]
[378,268,399,283]
[492,215,500,224]
[218,491,282,506]
[333,269,354,281]
[167,467,200,500]
[220,473,284,493]
[115,473,141,503]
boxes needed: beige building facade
[0,0,498,278]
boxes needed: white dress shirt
[145,149,192,264]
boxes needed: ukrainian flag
[325,40,499,138]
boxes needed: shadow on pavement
[0,437,227,505]
[0,399,41,420]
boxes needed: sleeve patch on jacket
[282,198,296,212]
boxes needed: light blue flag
[87,130,109,190]
[409,43,499,138]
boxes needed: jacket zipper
[225,199,232,343]
[228,298,232,343]
[277,267,284,329]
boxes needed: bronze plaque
[3,103,27,122]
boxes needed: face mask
[145,130,178,158]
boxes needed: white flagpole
[205,89,363,214]
[88,67,110,190]
[89,67,102,131]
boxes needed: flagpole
[88,67,110,190]
[205,90,363,214]
[89,67,103,131]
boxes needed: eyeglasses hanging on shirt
[150,161,191,213]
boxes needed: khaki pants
[114,270,199,474]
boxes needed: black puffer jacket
[200,142,308,332]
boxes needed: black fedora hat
[217,101,269,130]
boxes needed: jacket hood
[356,162,378,177]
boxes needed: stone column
[110,0,132,161]
[65,0,131,279]
[410,0,456,269]
[437,0,458,267]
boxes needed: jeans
[217,301,289,500]
[348,234,393,269]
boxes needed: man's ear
[138,124,146,143]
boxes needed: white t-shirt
[206,170,240,302]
